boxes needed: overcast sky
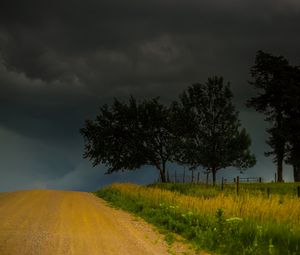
[1,0,300,191]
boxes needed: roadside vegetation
[96,183,300,255]
[150,182,300,197]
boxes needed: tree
[282,65,300,181]
[80,97,175,182]
[247,50,293,182]
[80,97,144,172]
[137,98,176,182]
[173,76,256,185]
[171,95,200,173]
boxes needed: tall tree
[174,76,256,185]
[282,65,300,181]
[80,97,175,182]
[247,50,292,182]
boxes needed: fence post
[197,171,200,184]
[267,187,270,198]
[275,173,277,183]
[259,177,262,183]
[297,186,300,198]
[236,176,239,195]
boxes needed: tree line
[81,50,300,184]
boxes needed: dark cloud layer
[0,0,299,191]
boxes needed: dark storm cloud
[0,0,300,191]
[1,1,300,102]
[2,0,300,91]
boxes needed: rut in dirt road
[0,190,177,255]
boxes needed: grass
[150,182,300,197]
[96,183,300,255]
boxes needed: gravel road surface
[0,190,185,255]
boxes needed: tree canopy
[173,76,256,185]
[247,50,300,181]
[80,97,175,182]
[81,76,256,184]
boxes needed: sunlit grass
[111,183,300,224]
[96,183,300,254]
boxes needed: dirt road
[0,190,193,255]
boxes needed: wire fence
[165,170,263,185]
[156,171,300,197]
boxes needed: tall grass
[96,183,300,255]
[150,182,300,197]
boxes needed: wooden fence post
[275,173,277,183]
[197,172,200,184]
[297,186,300,198]
[236,176,239,195]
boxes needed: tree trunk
[294,164,300,182]
[277,156,284,182]
[166,169,170,182]
[275,112,285,182]
[157,162,167,183]
[212,168,217,186]
[159,169,166,182]
[191,168,194,183]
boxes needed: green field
[96,182,300,255]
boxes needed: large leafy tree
[80,97,175,182]
[173,76,256,185]
[247,50,293,182]
[138,98,176,182]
